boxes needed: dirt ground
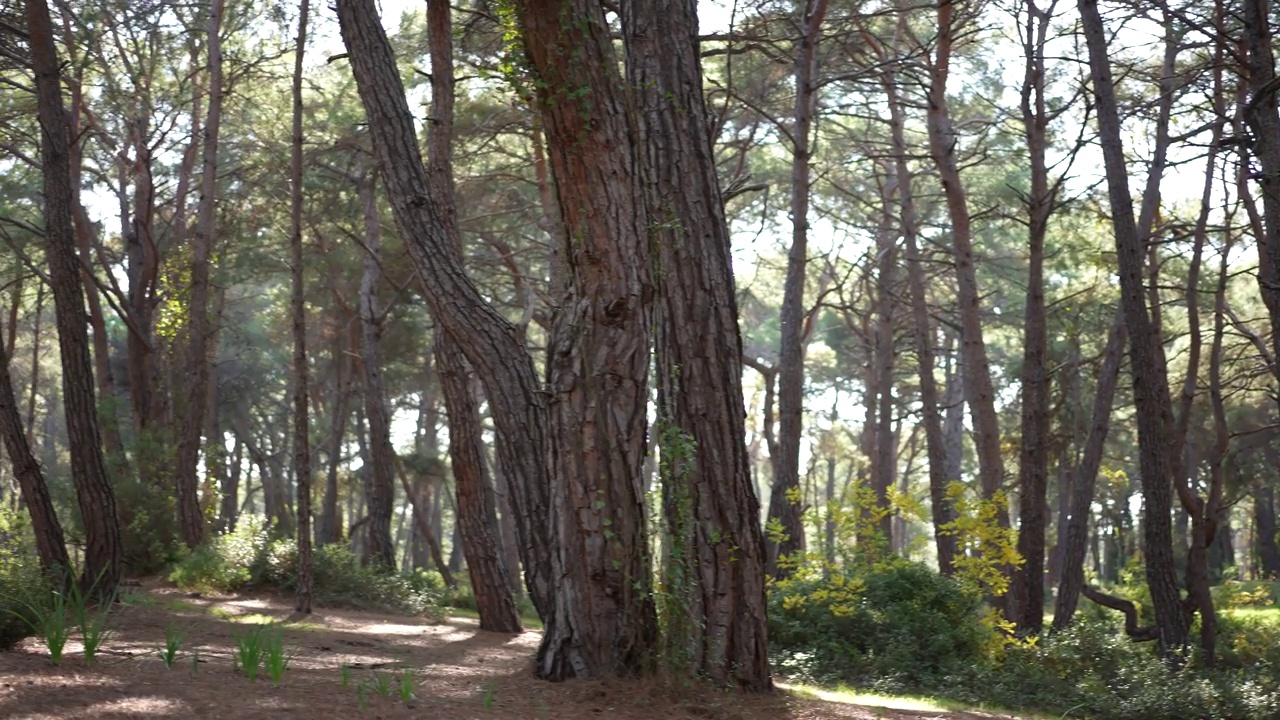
[0,583,1025,719]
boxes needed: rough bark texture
[1052,311,1125,630]
[425,0,521,634]
[174,0,225,550]
[767,0,830,579]
[0,313,70,575]
[336,0,554,618]
[1242,0,1280,377]
[514,0,658,680]
[290,0,314,614]
[624,0,772,689]
[26,0,123,593]
[1077,0,1189,656]
[356,176,396,570]
[1007,0,1055,634]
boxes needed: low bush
[0,513,56,650]
[168,519,443,616]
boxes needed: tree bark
[1007,0,1056,634]
[355,175,396,570]
[1242,0,1280,378]
[624,0,772,689]
[290,0,314,614]
[1077,0,1189,656]
[0,313,70,575]
[319,315,353,545]
[1255,484,1280,579]
[1052,311,1125,631]
[425,0,520,633]
[767,0,830,579]
[26,0,123,594]
[515,0,658,679]
[335,0,554,619]
[174,0,225,549]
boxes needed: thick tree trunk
[767,0,830,579]
[1077,0,1189,656]
[1052,311,1125,631]
[624,0,772,688]
[514,0,660,680]
[1242,0,1280,377]
[290,0,314,614]
[174,0,225,549]
[356,176,396,570]
[425,0,520,633]
[0,314,70,575]
[336,0,554,618]
[1007,0,1055,635]
[26,0,123,593]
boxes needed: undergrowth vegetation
[168,518,448,616]
[769,559,1280,719]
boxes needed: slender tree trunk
[336,0,554,618]
[218,435,242,533]
[290,0,314,614]
[1008,0,1055,635]
[26,0,123,594]
[0,313,69,576]
[355,176,396,570]
[1242,0,1280,376]
[1256,485,1280,578]
[767,0,830,579]
[423,0,520,633]
[925,0,1008,539]
[174,0,225,549]
[624,0,772,688]
[1052,311,1126,630]
[1077,0,1188,656]
[320,318,352,545]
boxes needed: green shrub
[769,559,991,688]
[168,519,441,616]
[0,514,56,650]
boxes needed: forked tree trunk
[336,0,555,618]
[624,0,772,689]
[175,0,226,550]
[290,0,314,614]
[1008,0,1055,635]
[767,0,830,579]
[425,0,520,633]
[26,0,123,594]
[516,0,658,679]
[356,176,396,570]
[0,314,70,575]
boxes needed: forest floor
[0,582,1032,720]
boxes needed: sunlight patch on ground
[780,682,953,712]
[70,696,188,716]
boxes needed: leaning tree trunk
[356,176,396,570]
[767,0,830,579]
[336,0,554,619]
[623,0,772,689]
[290,0,314,614]
[174,0,225,550]
[425,0,521,634]
[0,313,70,576]
[1052,310,1126,630]
[1078,0,1189,656]
[515,0,659,680]
[26,0,123,594]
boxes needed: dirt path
[0,584,1024,719]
